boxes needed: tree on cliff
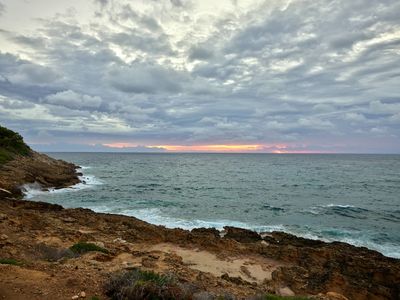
[0,125,31,164]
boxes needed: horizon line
[41,151,400,155]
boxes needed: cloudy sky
[0,0,399,153]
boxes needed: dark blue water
[24,153,400,258]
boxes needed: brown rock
[0,212,7,220]
[142,257,157,268]
[191,227,220,238]
[223,226,261,243]
[221,273,247,285]
[325,292,349,300]
[0,151,81,199]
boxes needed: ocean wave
[261,204,285,212]
[285,229,400,259]
[79,165,92,170]
[22,168,103,199]
[324,204,356,208]
[304,203,370,219]
[77,205,400,259]
[87,206,286,232]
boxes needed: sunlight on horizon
[100,142,331,153]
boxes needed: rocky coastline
[0,196,399,300]
[0,151,81,199]
[0,130,399,299]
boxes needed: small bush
[0,148,13,164]
[105,268,188,300]
[0,126,31,154]
[69,242,109,255]
[35,243,76,261]
[0,125,31,164]
[263,295,310,300]
[0,258,22,266]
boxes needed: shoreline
[1,196,399,299]
[18,194,400,261]
[22,168,399,260]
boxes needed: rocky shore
[1,128,399,299]
[0,196,399,300]
[0,125,81,199]
[0,151,81,198]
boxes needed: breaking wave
[22,167,102,199]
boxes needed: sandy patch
[150,243,280,283]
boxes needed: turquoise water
[24,153,400,258]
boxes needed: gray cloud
[0,2,4,16]
[107,64,183,94]
[44,90,103,110]
[189,45,214,61]
[0,0,399,152]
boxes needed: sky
[0,0,399,153]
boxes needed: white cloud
[369,100,400,114]
[44,90,102,110]
[0,0,399,152]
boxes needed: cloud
[94,0,108,7]
[0,0,399,152]
[107,64,183,94]
[188,45,214,61]
[0,2,4,17]
[44,90,103,110]
[369,100,400,115]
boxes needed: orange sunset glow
[153,144,265,152]
[102,143,295,152]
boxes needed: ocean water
[24,153,400,258]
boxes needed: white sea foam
[273,229,400,259]
[89,206,287,234]
[305,203,360,215]
[325,204,356,208]
[22,168,103,199]
[79,166,92,170]
[79,205,400,258]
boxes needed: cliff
[0,125,80,198]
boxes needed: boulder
[223,226,261,243]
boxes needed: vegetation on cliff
[0,125,80,198]
[0,125,31,164]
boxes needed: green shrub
[0,258,22,266]
[0,125,31,164]
[0,148,13,164]
[263,295,310,300]
[69,242,109,254]
[105,268,187,300]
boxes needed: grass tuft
[105,268,186,300]
[69,242,109,255]
[0,258,22,266]
[264,295,311,300]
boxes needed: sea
[23,153,400,258]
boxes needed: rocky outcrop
[260,232,400,300]
[0,151,81,198]
[223,226,262,243]
[0,125,81,198]
[0,198,399,299]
